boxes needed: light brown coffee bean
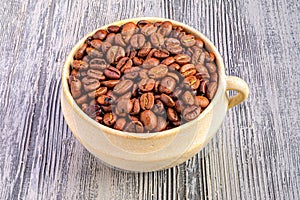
[114,118,127,131]
[74,43,87,60]
[106,46,125,64]
[198,80,208,95]
[148,64,168,79]
[182,91,195,105]
[210,72,218,82]
[152,99,165,115]
[140,23,157,36]
[89,58,107,70]
[90,39,102,49]
[86,47,103,58]
[182,105,201,121]
[96,95,112,105]
[138,42,151,57]
[195,38,204,48]
[160,93,175,107]
[161,57,175,66]
[88,87,107,98]
[133,56,144,65]
[159,77,176,94]
[70,79,82,98]
[169,63,181,71]
[140,110,157,131]
[139,78,155,92]
[104,66,121,79]
[167,108,179,122]
[174,54,191,65]
[130,34,146,49]
[113,79,134,95]
[101,41,112,53]
[83,78,100,92]
[76,94,88,105]
[184,76,200,90]
[195,96,210,108]
[105,33,115,44]
[116,57,132,72]
[107,25,120,33]
[180,64,197,77]
[71,60,89,70]
[153,49,170,58]
[157,21,172,36]
[101,80,119,88]
[140,92,155,110]
[121,22,137,43]
[103,112,117,126]
[142,58,160,69]
[116,98,133,116]
[206,62,217,73]
[165,38,183,54]
[174,100,183,113]
[167,72,180,82]
[114,33,126,47]
[150,33,164,47]
[180,34,196,47]
[93,29,107,40]
[130,98,140,115]
[87,69,105,80]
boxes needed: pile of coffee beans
[68,20,218,133]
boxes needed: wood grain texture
[0,0,299,199]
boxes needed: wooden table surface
[1,0,299,199]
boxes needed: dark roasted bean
[107,25,120,33]
[106,46,125,64]
[93,29,108,40]
[195,96,210,108]
[167,108,179,122]
[124,121,144,133]
[160,93,175,107]
[113,79,134,95]
[140,92,155,110]
[104,66,121,79]
[182,91,195,105]
[138,78,155,92]
[182,105,201,121]
[101,79,119,88]
[130,34,146,49]
[74,43,87,60]
[140,110,157,131]
[159,77,176,94]
[131,98,140,115]
[103,112,117,126]
[116,57,132,72]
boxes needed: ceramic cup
[61,17,249,172]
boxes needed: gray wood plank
[0,0,299,199]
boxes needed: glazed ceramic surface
[61,17,249,172]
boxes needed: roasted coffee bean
[130,34,146,49]
[153,49,170,58]
[84,104,102,118]
[87,69,105,80]
[137,20,151,28]
[195,38,204,48]
[180,34,196,47]
[167,108,179,122]
[174,54,191,65]
[182,105,201,121]
[165,38,183,54]
[167,72,180,82]
[116,98,133,116]
[90,39,102,49]
[116,57,132,72]
[114,118,127,130]
[101,42,112,53]
[169,63,181,71]
[93,29,108,40]
[106,46,125,64]
[120,92,132,99]
[195,64,210,79]
[103,112,117,126]
[138,42,151,57]
[83,78,100,92]
[192,51,206,65]
[124,121,144,133]
[123,71,139,79]
[140,92,155,110]
[114,33,126,47]
[113,79,134,95]
[76,94,88,105]
[152,99,165,115]
[206,82,218,100]
[199,80,208,95]
[160,93,175,107]
[133,56,144,65]
[139,69,149,79]
[88,87,107,98]
[97,95,113,105]
[104,66,121,79]
[131,98,140,115]
[195,96,210,108]
[71,60,89,70]
[107,25,120,33]
[121,22,137,43]
[210,72,218,82]
[182,91,195,105]
[70,79,82,98]
[184,76,200,90]
[174,100,183,113]
[148,64,168,79]
[159,77,176,94]
[154,116,167,132]
[74,43,87,60]
[173,87,183,98]
[70,69,80,78]
[161,57,175,66]
[150,33,164,47]
[89,58,106,70]
[206,62,217,73]
[140,110,157,131]
[86,47,103,58]
[146,48,157,59]
[101,80,119,88]
[142,58,160,69]
[105,33,115,44]
[157,21,172,36]
[180,64,197,77]
[141,23,157,36]
[139,78,155,92]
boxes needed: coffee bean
[206,62,217,73]
[101,80,119,88]
[182,91,195,105]
[89,58,107,70]
[90,39,102,49]
[154,116,167,132]
[114,33,126,47]
[87,69,105,80]
[152,99,166,115]
[159,77,176,94]
[140,92,155,110]
[180,64,197,77]
[71,60,89,70]
[106,46,125,64]
[138,42,151,57]
[174,100,183,113]
[97,95,112,105]
[167,108,179,122]
[142,58,160,69]
[116,98,133,116]
[113,79,133,95]
[165,38,183,54]
[116,57,132,72]
[104,66,121,79]
[150,33,164,47]
[123,71,139,79]
[86,47,103,58]
[206,82,218,100]
[195,38,204,48]
[167,72,180,82]
[133,56,144,65]
[130,34,146,49]
[210,72,218,82]
[88,87,107,98]
[140,110,157,131]
[137,20,151,28]
[107,25,120,33]
[139,69,149,79]
[70,79,82,98]
[160,93,175,107]
[139,78,155,92]
[121,22,137,43]
[83,78,100,92]
[195,96,210,108]
[169,63,181,71]
[199,80,208,95]
[146,48,157,59]
[114,118,127,130]
[182,105,201,121]
[141,23,157,36]
[131,98,140,115]
[74,43,87,60]
[103,112,117,126]
[184,76,200,90]
[174,54,191,65]
[148,64,168,79]
[192,51,205,65]
[161,57,175,65]
[180,34,196,47]
[124,121,144,133]
[195,63,210,79]
[157,21,172,36]
[76,94,88,105]
[105,33,115,44]
[101,42,112,53]
[93,29,108,40]
[153,49,170,58]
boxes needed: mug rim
[61,17,226,139]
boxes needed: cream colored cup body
[61,17,249,172]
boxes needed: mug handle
[226,76,249,109]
